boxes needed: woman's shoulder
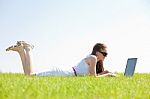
[85,55,97,62]
[86,54,97,59]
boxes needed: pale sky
[0,0,150,73]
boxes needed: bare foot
[6,44,24,52]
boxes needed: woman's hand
[107,73,117,77]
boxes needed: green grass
[0,73,150,99]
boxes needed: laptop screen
[124,58,137,76]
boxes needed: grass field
[0,73,150,99]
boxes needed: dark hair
[91,43,106,74]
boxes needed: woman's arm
[97,72,117,77]
[85,55,97,76]
[85,56,116,77]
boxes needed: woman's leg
[17,41,34,75]
[6,43,30,75]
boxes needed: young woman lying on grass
[6,41,116,77]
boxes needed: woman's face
[96,49,107,61]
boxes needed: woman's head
[91,43,107,61]
[91,43,108,74]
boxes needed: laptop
[124,58,138,77]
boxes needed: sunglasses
[100,52,108,57]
